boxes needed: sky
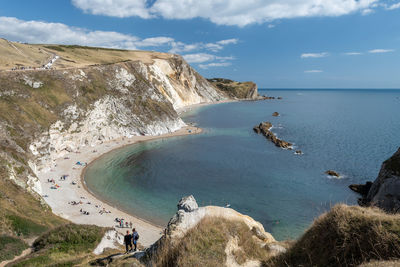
[0,0,400,88]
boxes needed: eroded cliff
[0,50,230,195]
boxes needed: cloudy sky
[1,0,399,88]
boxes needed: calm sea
[84,89,400,240]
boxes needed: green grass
[0,235,28,262]
[7,215,48,237]
[43,45,65,52]
[13,224,106,267]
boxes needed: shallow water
[85,89,400,240]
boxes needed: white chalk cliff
[24,56,226,175]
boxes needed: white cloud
[183,53,234,68]
[368,49,395,53]
[72,0,380,27]
[169,39,238,54]
[385,2,400,10]
[71,0,151,18]
[0,16,140,49]
[199,62,232,69]
[183,53,216,63]
[134,37,174,47]
[344,52,363,55]
[216,38,238,45]
[361,8,374,15]
[301,52,329,58]
[304,70,323,73]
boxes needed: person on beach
[132,228,139,251]
[124,230,132,253]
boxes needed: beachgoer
[132,228,139,251]
[124,230,132,253]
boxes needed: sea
[84,89,400,241]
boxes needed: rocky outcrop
[272,112,280,117]
[145,196,281,265]
[165,195,275,243]
[351,148,400,213]
[207,78,259,99]
[349,182,373,202]
[253,122,292,150]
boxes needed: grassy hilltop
[0,38,172,70]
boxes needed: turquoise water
[85,89,400,240]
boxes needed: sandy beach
[35,125,203,247]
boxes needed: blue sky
[1,0,399,88]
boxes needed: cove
[84,89,400,240]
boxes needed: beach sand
[35,125,202,247]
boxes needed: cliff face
[350,147,400,213]
[0,52,228,194]
[366,148,400,212]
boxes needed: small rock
[294,150,303,155]
[325,170,340,177]
[272,112,280,117]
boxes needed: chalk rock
[177,195,198,212]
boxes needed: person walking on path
[124,230,132,253]
[132,228,139,251]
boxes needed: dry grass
[149,217,274,267]
[265,204,400,267]
[0,39,174,70]
[0,39,52,70]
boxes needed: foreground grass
[150,217,273,267]
[266,204,400,267]
[12,224,106,267]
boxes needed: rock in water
[177,195,198,212]
[362,147,400,212]
[272,112,280,117]
[325,170,340,177]
[253,121,292,150]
